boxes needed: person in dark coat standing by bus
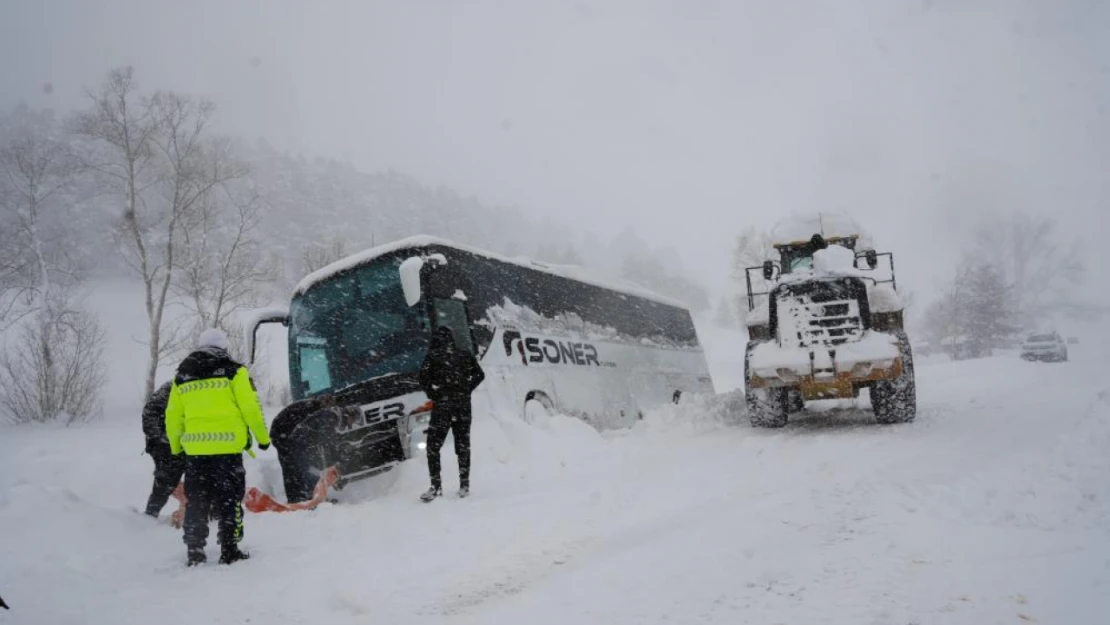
[418,326,485,501]
[142,380,186,518]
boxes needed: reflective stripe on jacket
[165,360,270,456]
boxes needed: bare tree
[73,68,164,399]
[731,227,777,273]
[971,212,1084,328]
[0,213,32,328]
[0,303,106,424]
[0,112,79,309]
[301,235,350,275]
[74,68,247,400]
[0,108,106,424]
[174,182,276,336]
[730,227,776,322]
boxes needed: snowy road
[2,349,1109,624]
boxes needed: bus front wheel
[523,391,555,424]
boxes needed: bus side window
[433,298,475,354]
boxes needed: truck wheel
[747,387,788,428]
[873,335,916,424]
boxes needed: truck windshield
[289,257,431,397]
[779,247,813,274]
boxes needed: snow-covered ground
[2,291,1109,623]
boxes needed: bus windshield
[289,257,432,397]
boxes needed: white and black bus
[250,236,714,483]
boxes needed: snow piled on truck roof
[771,212,873,249]
[291,235,689,309]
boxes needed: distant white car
[1020,332,1068,362]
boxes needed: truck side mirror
[865,250,878,269]
[762,260,775,281]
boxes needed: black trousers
[273,411,338,504]
[275,440,328,504]
[425,409,472,490]
[183,455,246,549]
[145,446,186,517]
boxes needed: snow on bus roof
[291,235,690,309]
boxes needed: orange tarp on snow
[167,466,340,525]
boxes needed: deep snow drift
[2,339,1109,623]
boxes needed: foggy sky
[2,0,1107,305]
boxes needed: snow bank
[637,389,747,435]
[4,344,1109,624]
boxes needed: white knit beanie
[197,327,230,351]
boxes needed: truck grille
[777,295,863,348]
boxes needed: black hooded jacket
[173,346,244,384]
[142,381,174,454]
[418,327,485,409]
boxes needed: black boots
[186,547,206,567]
[219,543,250,565]
[187,544,249,566]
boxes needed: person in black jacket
[270,394,358,503]
[141,380,186,518]
[418,326,485,501]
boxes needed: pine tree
[962,264,1015,356]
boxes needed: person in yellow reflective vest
[165,327,270,567]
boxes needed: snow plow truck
[742,214,916,427]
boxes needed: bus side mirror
[762,260,775,281]
[399,257,425,306]
[400,253,448,307]
[246,307,289,365]
[865,250,878,269]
